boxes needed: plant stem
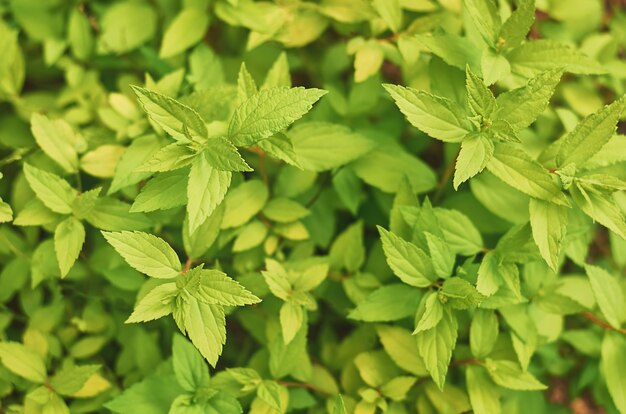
[581,311,626,334]
[182,257,193,274]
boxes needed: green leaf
[416,308,458,390]
[383,84,472,142]
[381,376,417,401]
[221,179,268,229]
[50,364,100,396]
[237,63,258,102]
[30,114,78,173]
[109,135,162,194]
[484,359,547,390]
[349,284,422,322]
[280,300,303,344]
[262,197,309,223]
[159,8,209,58]
[423,382,471,414]
[232,220,267,252]
[434,208,483,255]
[181,294,226,366]
[477,251,520,297]
[498,0,534,49]
[453,133,494,189]
[351,144,436,194]
[99,1,156,54]
[54,216,85,277]
[570,184,626,239]
[228,87,327,146]
[378,226,436,287]
[440,277,484,309]
[202,138,252,172]
[470,309,499,358]
[105,374,183,414]
[601,332,626,414]
[131,169,188,213]
[493,70,562,132]
[0,199,12,223]
[480,51,511,86]
[354,351,400,387]
[333,395,347,414]
[529,198,568,271]
[256,132,302,167]
[0,342,46,383]
[464,0,501,46]
[486,143,567,204]
[507,39,605,77]
[85,197,151,231]
[172,334,210,392]
[23,164,77,214]
[585,265,626,329]
[257,380,285,412]
[187,152,232,233]
[353,42,384,83]
[376,325,428,376]
[289,122,375,171]
[262,52,291,90]
[126,282,178,323]
[262,260,291,301]
[415,33,481,72]
[138,142,198,173]
[102,231,181,279]
[466,66,495,117]
[40,391,71,414]
[67,8,93,60]
[372,0,402,32]
[79,144,125,178]
[183,203,224,259]
[414,292,443,334]
[556,97,625,167]
[184,267,261,306]
[466,365,501,414]
[131,85,208,141]
[329,221,365,272]
[291,261,329,293]
[205,392,243,414]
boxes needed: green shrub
[0,0,625,413]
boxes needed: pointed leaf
[384,84,472,142]
[23,164,77,214]
[102,231,181,278]
[529,198,568,271]
[228,87,327,146]
[378,226,436,287]
[187,152,232,233]
[131,85,207,141]
[54,216,85,277]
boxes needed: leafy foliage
[1,0,626,413]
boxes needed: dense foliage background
[0,0,625,413]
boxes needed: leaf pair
[262,258,328,344]
[131,79,325,233]
[385,68,563,190]
[17,164,149,278]
[102,231,260,365]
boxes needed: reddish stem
[581,311,626,334]
[182,257,193,274]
